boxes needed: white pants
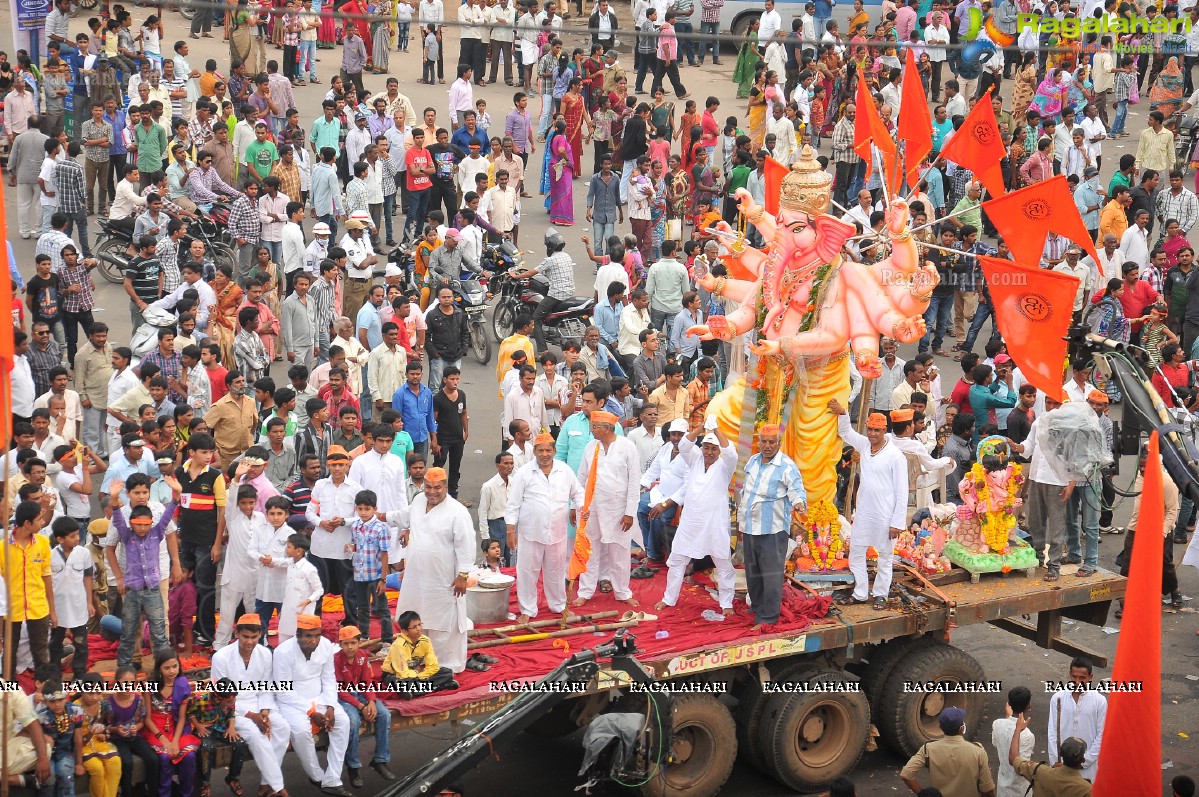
[577,537,632,600]
[214,582,255,648]
[17,183,40,236]
[233,712,291,791]
[82,407,108,457]
[278,702,350,788]
[661,551,736,609]
[427,627,468,674]
[516,537,568,617]
[849,534,895,601]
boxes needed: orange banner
[568,442,601,581]
[937,89,1006,200]
[983,175,1101,267]
[763,156,790,218]
[898,48,933,190]
[1092,432,1162,797]
[853,77,897,179]
[0,195,14,370]
[979,255,1077,402]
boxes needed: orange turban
[296,614,322,630]
[425,467,448,482]
[339,626,362,641]
[533,432,556,445]
[866,413,889,430]
[237,614,262,628]
[1087,389,1109,404]
[759,424,781,436]
[590,411,619,426]
[890,409,914,423]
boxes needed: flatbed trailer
[383,568,1125,796]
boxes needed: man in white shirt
[1119,209,1152,268]
[149,261,217,331]
[1045,657,1107,781]
[280,200,308,293]
[992,687,1035,797]
[477,451,515,563]
[305,446,361,625]
[1084,232,1122,284]
[349,427,410,550]
[757,0,783,46]
[1052,245,1094,319]
[766,103,798,165]
[505,434,582,621]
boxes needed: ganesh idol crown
[688,145,938,507]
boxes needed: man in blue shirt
[356,285,385,351]
[594,282,625,350]
[101,434,161,492]
[392,360,437,459]
[449,111,491,155]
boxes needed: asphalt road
[5,7,1197,793]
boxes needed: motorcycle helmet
[545,228,566,254]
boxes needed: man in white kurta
[1046,658,1107,781]
[573,411,641,606]
[887,408,955,509]
[394,467,476,673]
[349,431,410,552]
[830,400,908,606]
[272,616,352,793]
[208,617,292,794]
[505,433,583,622]
[305,447,362,627]
[213,487,266,650]
[654,422,739,612]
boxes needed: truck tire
[735,660,819,772]
[860,636,936,720]
[875,644,986,757]
[759,670,870,792]
[638,694,737,797]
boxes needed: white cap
[312,222,331,236]
[384,263,403,277]
[668,418,688,433]
[351,210,372,223]
[701,433,721,446]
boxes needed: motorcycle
[129,306,180,362]
[431,269,493,366]
[384,243,421,294]
[96,204,236,284]
[490,265,595,349]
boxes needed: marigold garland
[802,499,843,570]
[968,462,1023,554]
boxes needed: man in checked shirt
[188,150,243,210]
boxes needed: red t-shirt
[406,147,432,191]
[950,377,972,413]
[207,365,229,402]
[11,298,25,331]
[700,110,720,148]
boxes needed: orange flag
[853,76,897,178]
[937,90,1006,200]
[568,442,601,581]
[763,156,791,217]
[1092,432,1163,796]
[0,192,14,370]
[979,255,1077,402]
[898,47,933,190]
[984,175,1101,267]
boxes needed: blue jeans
[1067,481,1101,568]
[299,39,318,80]
[254,599,281,645]
[62,210,91,257]
[383,192,396,242]
[619,159,635,203]
[339,693,391,768]
[920,293,953,352]
[1175,495,1194,539]
[263,240,282,265]
[488,516,515,566]
[699,21,720,62]
[963,298,997,352]
[404,188,429,241]
[675,21,697,65]
[318,213,339,242]
[429,357,462,393]
[814,16,831,38]
[592,220,615,255]
[118,586,168,667]
[636,491,676,561]
[537,93,554,138]
[398,22,411,49]
[1110,99,1128,136]
[38,750,73,797]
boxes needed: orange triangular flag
[568,442,601,581]
[979,255,1076,402]
[898,47,933,190]
[984,175,1101,267]
[763,156,791,218]
[0,195,14,370]
[853,77,897,176]
[1092,432,1163,796]
[938,90,1006,200]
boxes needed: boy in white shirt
[214,484,267,650]
[49,516,96,676]
[252,495,294,645]
[277,533,323,644]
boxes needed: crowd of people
[3,0,1199,794]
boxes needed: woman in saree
[1150,57,1185,119]
[1028,68,1069,123]
[732,19,760,99]
[342,0,373,47]
[849,0,870,36]
[1084,278,1131,402]
[141,651,202,797]
[651,88,676,149]
[1009,52,1038,115]
[581,45,605,111]
[561,77,592,176]
[608,75,631,152]
[747,66,768,149]
[665,154,690,238]
[544,118,575,225]
[689,144,719,217]
[210,263,244,368]
[371,0,393,73]
[247,246,283,360]
[676,98,699,165]
[1067,65,1095,117]
[649,159,669,259]
[228,4,255,67]
[316,0,337,47]
[1160,218,1189,265]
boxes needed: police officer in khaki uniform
[1008,712,1094,797]
[899,706,997,797]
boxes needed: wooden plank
[988,616,1111,667]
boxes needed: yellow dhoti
[709,353,851,507]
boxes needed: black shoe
[370,762,395,781]
[320,787,352,797]
[1171,592,1184,609]
[446,679,460,690]
[347,769,363,789]
[1174,533,1189,544]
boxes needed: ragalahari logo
[958,7,1016,76]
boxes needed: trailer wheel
[758,669,870,791]
[638,694,737,797]
[860,637,935,720]
[735,661,818,773]
[876,644,986,757]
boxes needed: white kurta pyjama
[576,437,641,601]
[272,637,350,788]
[278,557,324,642]
[838,414,908,601]
[350,450,411,552]
[661,437,738,609]
[215,504,265,649]
[252,521,294,603]
[505,459,583,617]
[395,495,476,673]
[209,643,292,792]
[1047,689,1107,781]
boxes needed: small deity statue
[956,437,1025,555]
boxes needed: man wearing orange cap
[887,408,955,509]
[394,466,477,673]
[574,410,642,607]
[272,614,352,796]
[829,399,909,610]
[210,615,292,797]
[306,446,363,627]
[505,432,583,622]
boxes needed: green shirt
[244,140,279,180]
[389,431,414,476]
[260,411,298,439]
[727,164,751,194]
[134,122,168,171]
[950,196,982,233]
[309,115,342,153]
[1108,170,1131,196]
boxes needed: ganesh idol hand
[885,198,910,237]
[749,338,781,357]
[734,188,758,218]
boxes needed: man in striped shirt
[738,424,806,629]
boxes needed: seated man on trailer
[382,610,459,696]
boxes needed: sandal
[872,597,888,610]
[599,580,613,593]
[464,656,490,672]
[834,594,868,605]
[226,778,244,797]
[933,349,950,357]
[1075,565,1096,577]
[476,652,499,664]
[1044,570,1060,582]
[631,565,658,579]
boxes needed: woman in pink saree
[544,118,575,225]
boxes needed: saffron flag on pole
[568,443,601,581]
[898,47,933,190]
[853,76,897,178]
[0,210,14,370]
[983,175,1101,266]
[1091,431,1163,797]
[978,255,1077,402]
[937,88,1007,200]
[763,155,791,217]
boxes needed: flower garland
[969,462,1023,554]
[803,499,843,570]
